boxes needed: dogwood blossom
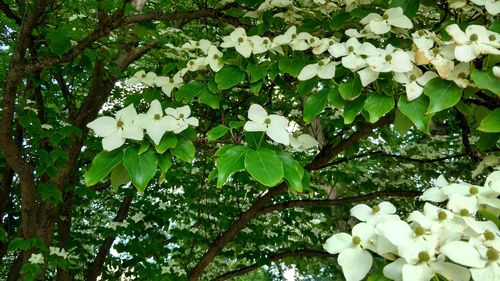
[164,105,199,134]
[135,100,177,145]
[28,253,44,264]
[243,104,289,145]
[289,133,319,150]
[470,0,500,15]
[298,58,338,80]
[220,27,253,58]
[360,7,413,35]
[87,104,143,151]
[446,24,500,62]
[394,67,438,101]
[154,72,184,97]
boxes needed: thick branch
[188,115,394,280]
[86,194,133,281]
[257,190,422,215]
[211,250,333,281]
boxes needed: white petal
[342,54,365,70]
[162,84,175,97]
[266,127,290,145]
[387,13,413,29]
[317,63,336,79]
[369,20,391,35]
[383,258,405,281]
[440,241,487,268]
[338,248,373,281]
[148,100,163,117]
[401,264,434,281]
[455,45,479,62]
[236,42,253,58]
[358,68,379,86]
[165,107,179,118]
[186,117,199,127]
[298,64,319,81]
[485,171,500,193]
[430,261,471,281]
[406,81,423,101]
[243,121,266,132]
[350,204,372,222]
[420,187,447,202]
[323,233,352,254]
[352,222,375,243]
[87,116,117,137]
[378,202,396,214]
[470,263,500,281]
[446,24,468,44]
[248,104,268,123]
[329,43,348,57]
[177,105,191,118]
[163,115,179,132]
[116,104,137,123]
[122,124,143,141]
[146,123,167,145]
[102,130,126,151]
[376,219,412,246]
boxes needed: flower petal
[87,116,117,137]
[248,104,267,123]
[323,233,352,254]
[338,248,373,281]
[440,241,487,268]
[102,130,126,151]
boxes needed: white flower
[446,24,500,62]
[125,70,158,86]
[273,26,311,51]
[28,253,44,264]
[329,38,378,71]
[470,0,500,15]
[220,27,253,58]
[366,44,413,73]
[446,62,471,88]
[323,223,374,281]
[243,104,289,145]
[394,67,438,101]
[164,105,199,134]
[248,35,271,54]
[154,72,184,97]
[131,211,145,223]
[306,36,330,54]
[206,45,224,72]
[360,7,413,35]
[350,201,399,225]
[181,39,212,54]
[49,247,69,259]
[135,100,178,145]
[186,57,207,72]
[298,58,338,80]
[87,104,144,151]
[289,133,319,150]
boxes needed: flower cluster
[87,100,198,151]
[324,170,500,281]
[243,104,319,149]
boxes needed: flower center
[352,236,361,245]
[309,38,316,44]
[487,248,498,262]
[179,114,185,119]
[154,114,161,120]
[489,34,496,41]
[213,54,219,59]
[459,209,470,217]
[238,37,244,43]
[418,251,430,263]
[189,60,195,66]
[414,226,425,236]
[432,48,440,55]
[169,78,174,83]
[372,205,380,213]
[458,72,467,79]
[437,211,447,221]
[383,14,389,20]
[291,34,297,39]
[318,60,325,66]
[469,34,478,42]
[348,46,354,53]
[264,118,272,125]
[263,39,269,44]
[409,74,417,81]
[484,230,495,241]
[469,186,478,195]
[116,120,124,128]
[329,40,334,46]
[385,55,392,62]
[418,30,425,36]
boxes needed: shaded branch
[188,115,395,280]
[257,190,422,215]
[0,0,21,25]
[211,250,333,281]
[86,194,133,281]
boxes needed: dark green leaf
[343,96,366,124]
[155,134,177,154]
[279,57,305,77]
[471,69,500,96]
[216,146,249,187]
[215,65,245,90]
[398,95,434,134]
[123,148,158,192]
[37,183,62,204]
[111,164,130,192]
[199,91,220,109]
[244,148,284,186]
[84,149,123,186]
[208,125,229,141]
[339,75,362,101]
[175,81,210,103]
[327,87,345,108]
[478,108,500,132]
[172,137,195,162]
[390,0,420,18]
[424,78,462,114]
[247,63,267,82]
[303,90,329,122]
[277,151,304,192]
[363,94,394,123]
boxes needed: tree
[0,0,498,280]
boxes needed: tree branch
[0,0,21,25]
[257,190,422,215]
[211,250,333,281]
[188,115,395,280]
[86,194,133,281]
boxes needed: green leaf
[478,209,500,228]
[394,109,413,135]
[297,78,317,96]
[478,108,500,132]
[279,57,305,77]
[158,156,172,184]
[277,151,304,192]
[175,81,210,103]
[247,63,267,82]
[172,137,195,162]
[339,75,362,101]
[155,134,177,154]
[208,125,229,141]
[245,132,265,149]
[111,164,130,192]
[138,142,150,155]
[244,148,284,186]
[48,30,72,56]
[216,146,249,187]
[327,87,345,108]
[199,91,220,109]
[477,132,500,151]
[250,80,264,95]
[215,65,245,90]
[471,69,500,96]
[0,226,6,241]
[8,238,31,251]
[304,89,329,122]
[343,96,366,124]
[37,183,62,204]
[123,148,158,192]
[84,149,123,186]
[398,95,434,134]
[363,93,394,123]
[390,0,420,18]
[423,78,462,114]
